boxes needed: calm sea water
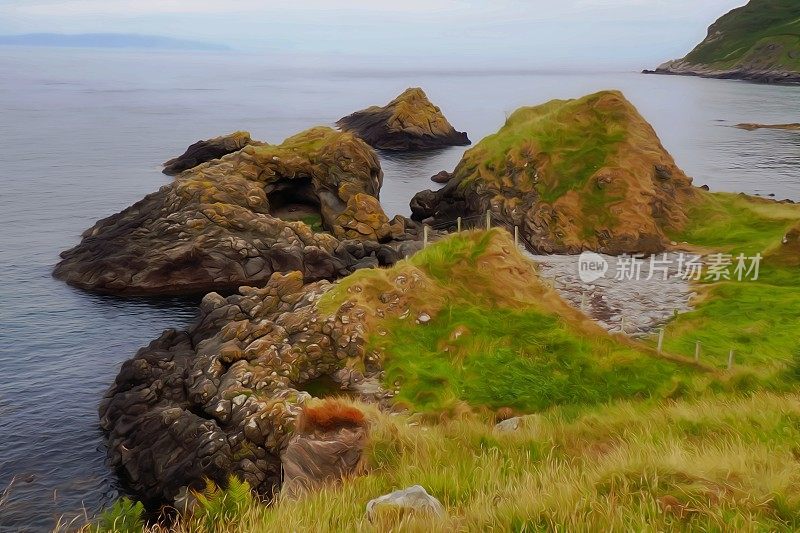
[0,47,798,530]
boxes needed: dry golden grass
[97,392,800,532]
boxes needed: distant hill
[646,0,800,84]
[0,33,229,51]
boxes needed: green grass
[300,213,324,232]
[654,192,800,374]
[89,393,800,532]
[672,191,800,255]
[373,305,690,413]
[82,204,800,532]
[458,92,628,204]
[683,0,800,70]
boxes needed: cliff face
[649,0,800,83]
[411,91,697,254]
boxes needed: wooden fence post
[728,349,735,370]
[657,328,665,354]
[694,341,701,363]
[514,226,519,247]
[423,225,429,248]
[485,211,491,231]
[457,216,462,233]
[620,316,626,334]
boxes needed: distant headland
[644,0,800,84]
[0,33,229,51]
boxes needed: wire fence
[420,210,739,373]
[423,211,521,248]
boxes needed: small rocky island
[411,90,698,254]
[646,0,800,84]
[54,127,419,296]
[336,87,470,151]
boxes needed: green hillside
[653,0,800,82]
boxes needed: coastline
[642,68,800,85]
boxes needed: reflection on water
[0,47,798,530]
[378,148,458,217]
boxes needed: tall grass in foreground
[87,392,800,532]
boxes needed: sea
[0,47,798,531]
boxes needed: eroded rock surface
[54,127,420,296]
[99,260,431,502]
[163,131,258,176]
[337,88,470,151]
[411,91,698,254]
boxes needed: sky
[0,0,748,68]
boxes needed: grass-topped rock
[411,90,697,254]
[99,229,711,506]
[54,127,418,296]
[337,87,470,151]
[648,0,800,84]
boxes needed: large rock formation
[163,131,258,175]
[97,232,504,503]
[100,230,690,505]
[410,91,698,254]
[54,127,418,296]
[336,88,470,151]
[98,255,432,502]
[646,0,800,84]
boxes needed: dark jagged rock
[410,91,698,254]
[430,171,452,184]
[647,0,800,84]
[99,264,419,503]
[336,88,470,151]
[54,127,420,296]
[163,131,257,175]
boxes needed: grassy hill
[86,208,800,530]
[412,90,698,254]
[652,0,800,82]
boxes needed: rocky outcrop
[735,123,800,131]
[410,91,698,254]
[336,88,470,151]
[646,0,800,84]
[99,257,430,502]
[54,127,420,296]
[163,131,257,175]
[280,400,368,497]
[430,171,452,184]
[100,229,683,505]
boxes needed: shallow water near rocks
[0,48,799,530]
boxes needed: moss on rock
[337,88,470,151]
[411,90,697,254]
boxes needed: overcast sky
[0,0,747,67]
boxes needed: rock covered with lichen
[99,260,433,502]
[162,131,259,175]
[411,91,698,254]
[337,88,470,151]
[54,127,420,296]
